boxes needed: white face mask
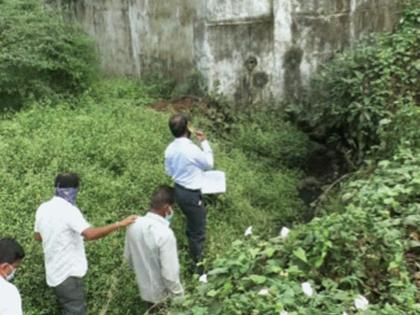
[6,266,16,281]
[165,206,174,224]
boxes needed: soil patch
[151,96,207,113]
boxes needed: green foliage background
[0,0,97,109]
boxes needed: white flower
[244,226,253,236]
[198,274,208,284]
[280,311,289,315]
[354,294,369,310]
[342,312,348,315]
[258,288,269,296]
[301,281,314,297]
[280,227,290,239]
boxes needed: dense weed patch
[171,143,419,315]
[289,0,419,167]
[0,0,97,110]
[0,80,304,314]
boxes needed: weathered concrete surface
[52,0,198,80]
[51,0,402,103]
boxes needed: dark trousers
[174,184,206,264]
[53,276,86,315]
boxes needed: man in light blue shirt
[164,113,214,273]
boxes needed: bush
[289,0,419,166]
[0,80,304,314]
[231,109,312,169]
[170,144,420,315]
[193,103,313,169]
[0,0,97,109]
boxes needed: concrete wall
[51,0,401,103]
[52,0,198,81]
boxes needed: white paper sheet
[201,171,226,194]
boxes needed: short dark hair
[150,185,175,209]
[55,173,80,188]
[0,238,25,264]
[169,113,189,138]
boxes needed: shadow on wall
[234,56,270,107]
[283,46,303,102]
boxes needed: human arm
[191,131,214,170]
[164,153,173,177]
[82,215,138,241]
[160,232,184,296]
[199,140,214,168]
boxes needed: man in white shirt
[0,238,25,315]
[34,172,138,315]
[164,113,214,273]
[124,185,183,308]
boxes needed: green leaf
[208,267,229,276]
[206,290,218,297]
[293,247,308,263]
[249,275,267,284]
[403,215,420,227]
[264,247,276,258]
[192,306,208,315]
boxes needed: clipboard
[201,171,226,194]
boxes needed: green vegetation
[0,0,418,314]
[0,0,97,109]
[171,145,419,314]
[169,2,420,314]
[289,0,419,166]
[230,110,312,169]
[0,79,305,314]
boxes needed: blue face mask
[165,207,174,224]
[55,187,78,205]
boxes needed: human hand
[117,215,139,228]
[195,129,206,142]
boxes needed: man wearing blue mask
[0,238,25,315]
[34,172,138,315]
[124,185,183,310]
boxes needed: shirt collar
[52,195,73,205]
[174,137,192,144]
[146,212,169,226]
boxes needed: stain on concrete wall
[50,0,402,103]
[51,0,197,80]
[205,19,274,106]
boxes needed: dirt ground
[150,96,207,113]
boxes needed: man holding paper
[164,113,216,274]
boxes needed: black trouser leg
[174,185,206,264]
[53,277,86,315]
